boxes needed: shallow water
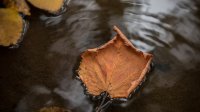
[0,0,200,112]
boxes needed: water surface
[0,0,200,112]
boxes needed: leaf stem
[96,93,112,112]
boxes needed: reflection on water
[0,0,200,112]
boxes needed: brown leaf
[78,26,153,98]
[0,8,24,47]
[3,0,30,15]
[27,0,65,13]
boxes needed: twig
[96,93,112,112]
[97,100,112,112]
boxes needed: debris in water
[77,26,153,99]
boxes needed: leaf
[38,106,71,112]
[78,26,153,98]
[3,0,30,15]
[27,0,65,13]
[0,8,24,47]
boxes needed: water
[0,0,200,112]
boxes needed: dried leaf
[3,0,30,15]
[0,8,23,46]
[27,0,65,13]
[78,26,153,98]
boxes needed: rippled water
[0,0,200,112]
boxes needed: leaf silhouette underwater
[77,26,153,99]
[37,106,71,112]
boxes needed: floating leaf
[0,8,24,47]
[27,0,65,14]
[38,106,71,112]
[78,26,153,98]
[3,0,30,15]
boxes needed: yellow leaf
[0,8,24,47]
[27,0,65,13]
[3,0,30,15]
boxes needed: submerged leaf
[27,0,65,13]
[0,8,24,46]
[38,106,71,112]
[78,26,153,98]
[3,0,30,15]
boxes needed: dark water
[0,0,200,112]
